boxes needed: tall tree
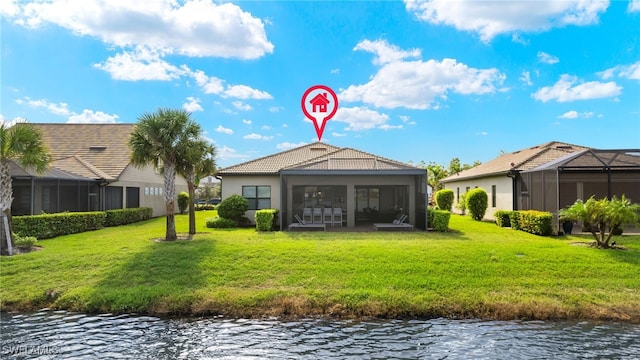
[129,108,201,241]
[0,121,51,255]
[176,139,216,235]
[426,162,449,194]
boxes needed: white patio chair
[303,208,312,223]
[312,208,323,223]
[323,208,333,225]
[332,208,343,227]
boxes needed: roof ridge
[218,142,340,171]
[512,141,588,170]
[71,155,114,180]
[339,147,418,168]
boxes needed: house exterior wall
[220,175,281,224]
[443,175,513,220]
[111,164,189,217]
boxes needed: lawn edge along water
[1,212,639,323]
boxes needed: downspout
[280,172,284,231]
[507,170,520,211]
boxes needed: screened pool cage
[516,149,640,230]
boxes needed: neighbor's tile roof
[218,142,422,174]
[30,123,136,180]
[441,141,588,182]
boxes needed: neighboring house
[217,142,428,230]
[441,141,640,224]
[10,123,188,217]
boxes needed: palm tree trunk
[0,161,14,255]
[164,163,177,241]
[187,175,196,235]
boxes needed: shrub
[466,188,488,221]
[195,204,216,211]
[455,193,467,215]
[517,210,553,236]
[177,192,189,214]
[509,211,521,230]
[217,195,249,224]
[255,209,279,231]
[427,207,451,231]
[13,234,38,249]
[105,208,153,227]
[435,189,455,211]
[13,212,106,239]
[205,216,236,229]
[494,210,512,227]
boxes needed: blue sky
[1,0,639,169]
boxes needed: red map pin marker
[301,85,338,141]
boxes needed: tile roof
[441,141,589,182]
[218,142,423,175]
[30,123,136,181]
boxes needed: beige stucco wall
[220,175,281,224]
[111,164,188,217]
[443,175,513,220]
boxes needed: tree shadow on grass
[78,237,217,315]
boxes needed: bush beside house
[427,207,451,232]
[466,188,488,221]
[435,189,454,211]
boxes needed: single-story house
[217,142,428,230]
[441,141,640,224]
[10,123,188,217]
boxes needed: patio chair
[312,208,323,223]
[288,214,326,231]
[323,208,333,225]
[332,208,343,227]
[373,214,413,231]
[303,208,313,223]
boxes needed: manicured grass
[1,211,639,322]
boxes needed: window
[456,187,460,203]
[465,186,470,193]
[491,185,497,208]
[243,185,271,210]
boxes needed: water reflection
[2,310,639,359]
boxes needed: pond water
[1,310,639,359]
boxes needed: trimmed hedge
[205,216,236,229]
[494,210,512,227]
[435,189,455,211]
[255,209,279,231]
[508,211,521,231]
[177,192,189,214]
[427,208,451,232]
[105,208,153,227]
[217,195,249,223]
[13,212,106,240]
[466,188,488,221]
[516,210,553,236]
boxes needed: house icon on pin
[309,92,330,112]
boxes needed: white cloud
[281,123,288,128]
[0,114,27,127]
[217,145,249,161]
[532,74,621,102]
[404,0,609,42]
[537,51,559,64]
[558,110,594,119]
[511,33,529,45]
[330,68,340,74]
[341,43,505,109]
[598,61,640,80]
[331,132,347,137]
[67,109,119,124]
[13,0,273,59]
[243,133,272,140]
[479,131,488,136]
[520,71,533,86]
[94,47,183,81]
[333,107,390,131]
[188,69,224,94]
[242,119,252,125]
[17,97,71,116]
[379,124,403,131]
[276,141,307,150]
[223,85,273,100]
[269,106,283,112]
[215,125,233,135]
[261,125,271,130]
[17,96,118,123]
[353,39,421,65]
[232,101,253,111]
[0,0,19,17]
[182,97,203,112]
[629,0,640,12]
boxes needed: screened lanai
[517,149,640,228]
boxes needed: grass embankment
[1,211,639,322]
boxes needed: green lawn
[1,211,639,322]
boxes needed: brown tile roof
[218,142,423,175]
[30,123,136,180]
[441,141,589,182]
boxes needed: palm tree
[0,121,51,255]
[129,108,201,241]
[176,139,216,235]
